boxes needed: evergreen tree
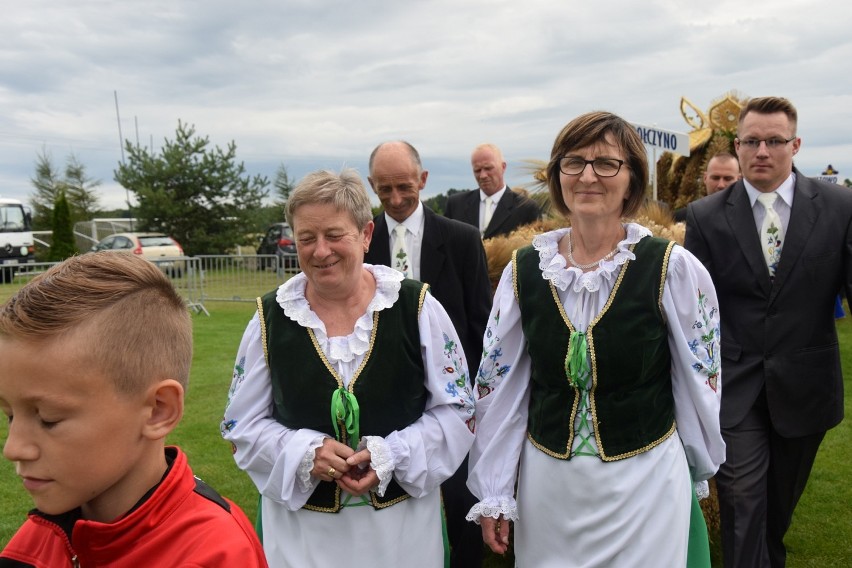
[114,121,269,256]
[49,191,77,261]
[273,163,294,205]
[30,149,101,229]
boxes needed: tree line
[31,121,852,260]
[31,121,479,260]
[31,122,299,259]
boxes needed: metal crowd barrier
[190,255,295,309]
[2,255,297,317]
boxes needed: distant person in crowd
[222,169,475,567]
[467,110,725,567]
[0,253,267,568]
[445,143,541,238]
[674,152,741,222]
[685,96,852,568]
[365,141,491,568]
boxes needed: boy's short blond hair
[0,253,192,395]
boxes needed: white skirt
[261,490,444,568]
[515,433,691,567]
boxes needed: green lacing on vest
[567,330,596,457]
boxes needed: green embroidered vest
[515,236,676,461]
[258,279,429,512]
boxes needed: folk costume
[222,264,475,568]
[0,447,267,568]
[467,224,725,567]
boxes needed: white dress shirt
[744,172,796,236]
[479,186,506,234]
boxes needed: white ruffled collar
[275,264,403,363]
[532,222,651,293]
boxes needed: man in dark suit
[685,96,852,568]
[444,143,541,238]
[366,140,491,568]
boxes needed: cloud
[1,0,850,210]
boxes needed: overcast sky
[2,1,850,210]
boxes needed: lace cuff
[694,480,710,501]
[465,496,519,524]
[297,435,328,493]
[361,436,394,497]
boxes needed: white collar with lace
[274,264,403,363]
[532,223,651,293]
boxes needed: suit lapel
[726,183,772,295]
[484,190,514,239]
[370,214,392,265]
[769,172,819,303]
[420,208,446,284]
[461,191,480,227]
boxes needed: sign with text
[632,123,690,157]
[814,164,840,185]
[814,174,839,184]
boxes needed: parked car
[257,222,299,270]
[91,233,186,277]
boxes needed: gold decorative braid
[658,241,676,315]
[347,310,380,394]
[589,239,677,462]
[528,432,567,458]
[550,280,579,458]
[302,308,383,511]
[306,328,346,390]
[417,283,430,316]
[305,311,379,448]
[371,492,411,509]
[256,297,269,368]
[585,243,633,461]
[599,421,677,462]
[511,249,520,301]
[303,492,341,513]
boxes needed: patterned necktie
[392,224,410,278]
[482,196,494,234]
[757,192,784,278]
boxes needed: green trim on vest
[514,236,676,461]
[257,279,430,512]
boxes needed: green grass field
[0,298,850,566]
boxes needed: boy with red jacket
[0,253,267,567]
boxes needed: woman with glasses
[466,111,725,567]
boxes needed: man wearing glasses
[685,97,852,567]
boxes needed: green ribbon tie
[330,387,360,450]
[566,331,590,388]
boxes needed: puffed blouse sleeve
[663,244,726,482]
[465,262,532,523]
[221,312,328,511]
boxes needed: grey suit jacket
[444,188,541,239]
[365,206,491,375]
[685,169,852,436]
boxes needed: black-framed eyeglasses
[736,136,796,150]
[559,157,625,177]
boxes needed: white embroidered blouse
[466,223,725,522]
[222,264,476,510]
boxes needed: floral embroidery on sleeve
[220,355,247,437]
[689,290,720,392]
[441,332,476,432]
[476,310,512,400]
